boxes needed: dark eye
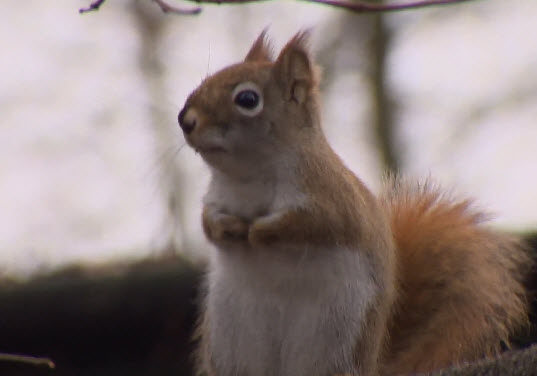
[234,90,259,109]
[231,82,264,117]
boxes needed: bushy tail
[380,178,532,375]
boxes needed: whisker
[176,142,187,154]
[141,142,183,184]
[206,41,212,78]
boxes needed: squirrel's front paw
[248,212,284,247]
[203,210,249,244]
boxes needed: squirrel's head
[178,30,321,176]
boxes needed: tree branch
[79,0,106,13]
[300,0,474,13]
[152,0,202,14]
[0,353,55,369]
[79,0,475,15]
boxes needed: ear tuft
[274,30,317,104]
[244,28,273,63]
[284,30,312,55]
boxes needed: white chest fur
[202,163,378,375]
[203,152,307,219]
[206,246,376,376]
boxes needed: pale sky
[1,0,536,276]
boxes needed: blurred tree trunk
[319,5,399,175]
[370,9,399,173]
[132,0,188,253]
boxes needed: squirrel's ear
[244,29,273,63]
[273,31,315,105]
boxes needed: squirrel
[177,30,532,376]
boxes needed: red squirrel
[177,31,531,376]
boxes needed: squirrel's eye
[231,82,263,117]
[234,90,259,109]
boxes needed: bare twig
[79,0,107,13]
[152,0,202,14]
[79,0,200,14]
[185,0,474,11]
[300,0,474,13]
[79,0,475,15]
[0,353,55,369]
[183,0,474,12]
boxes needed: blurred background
[0,0,536,374]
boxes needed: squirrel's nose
[178,107,198,135]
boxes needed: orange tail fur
[380,178,531,375]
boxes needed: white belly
[206,246,377,376]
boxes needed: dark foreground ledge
[430,344,537,376]
[1,232,536,376]
[0,255,202,376]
